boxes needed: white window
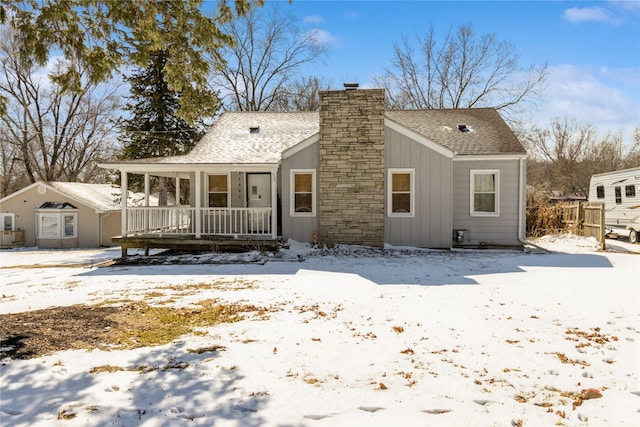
[470,170,500,216]
[63,214,77,237]
[290,169,316,216]
[37,212,78,238]
[208,174,228,207]
[388,168,415,217]
[39,213,59,238]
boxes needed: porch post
[271,168,278,239]
[121,170,128,237]
[144,173,150,232]
[175,178,181,205]
[144,173,150,206]
[195,171,202,238]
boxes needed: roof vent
[344,83,359,90]
[458,124,471,133]
[249,126,260,134]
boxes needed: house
[0,181,156,249]
[99,87,528,254]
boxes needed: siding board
[384,127,452,248]
[452,159,522,246]
[282,142,319,243]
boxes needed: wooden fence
[557,202,605,250]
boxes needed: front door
[246,173,271,234]
[247,173,271,208]
[1,213,15,231]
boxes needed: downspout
[518,157,526,244]
[450,156,454,249]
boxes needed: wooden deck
[113,234,279,257]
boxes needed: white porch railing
[125,207,272,237]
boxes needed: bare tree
[628,126,640,167]
[524,118,639,198]
[373,24,547,124]
[0,124,27,197]
[0,26,121,193]
[214,5,328,111]
[524,118,597,197]
[270,76,331,112]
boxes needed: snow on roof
[175,109,523,163]
[100,108,524,168]
[156,112,320,165]
[47,182,156,211]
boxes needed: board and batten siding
[384,127,452,248]
[452,159,523,246]
[281,140,319,243]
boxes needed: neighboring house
[0,181,156,249]
[99,87,527,253]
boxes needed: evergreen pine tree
[118,51,210,204]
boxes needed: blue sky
[274,0,640,143]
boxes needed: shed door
[247,173,271,208]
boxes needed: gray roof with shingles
[109,108,523,166]
[385,108,525,155]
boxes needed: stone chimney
[318,86,385,247]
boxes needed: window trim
[36,211,78,239]
[207,173,230,208]
[470,169,500,217]
[387,168,415,218]
[290,169,316,217]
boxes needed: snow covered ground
[1,235,639,427]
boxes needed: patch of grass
[90,365,125,374]
[109,300,259,349]
[187,345,227,354]
[0,299,264,359]
[144,291,166,299]
[157,279,257,295]
[94,298,136,306]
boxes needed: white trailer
[588,167,640,243]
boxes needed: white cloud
[563,6,617,24]
[303,15,323,25]
[305,28,339,46]
[538,64,639,143]
[599,66,640,86]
